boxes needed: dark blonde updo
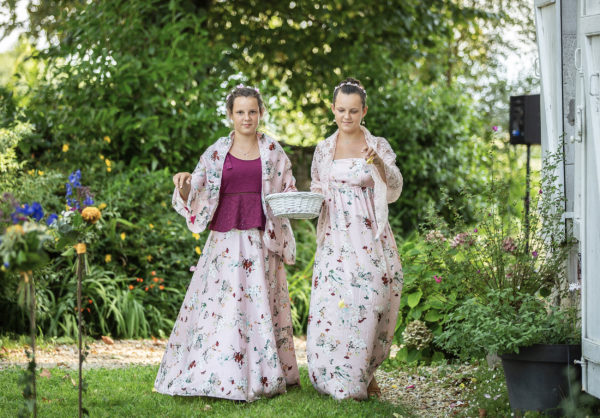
[225,85,265,114]
[332,77,367,108]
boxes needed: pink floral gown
[154,133,299,402]
[307,128,403,400]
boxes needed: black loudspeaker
[509,94,541,145]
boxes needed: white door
[578,0,600,399]
[535,0,564,160]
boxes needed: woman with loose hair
[307,77,404,400]
[154,85,299,401]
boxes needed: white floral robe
[306,127,404,400]
[154,132,300,401]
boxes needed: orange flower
[88,299,93,304]
[159,285,165,290]
[153,277,159,283]
[144,287,149,291]
[151,271,156,276]
[128,285,134,290]
[86,308,91,313]
[81,206,101,224]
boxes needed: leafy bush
[390,233,468,363]
[366,81,486,233]
[20,0,227,171]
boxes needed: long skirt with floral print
[154,228,299,401]
[307,158,403,400]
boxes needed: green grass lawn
[0,366,413,417]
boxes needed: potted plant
[422,148,581,415]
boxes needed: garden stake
[76,243,86,418]
[22,270,37,418]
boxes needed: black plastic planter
[500,344,581,416]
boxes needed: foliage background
[0,0,539,354]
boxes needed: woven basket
[265,192,324,219]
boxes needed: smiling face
[230,96,263,136]
[332,92,368,134]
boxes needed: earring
[361,118,365,125]
[332,118,336,123]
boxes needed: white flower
[569,283,582,292]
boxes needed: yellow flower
[103,136,111,143]
[37,170,44,175]
[459,383,465,389]
[146,255,153,262]
[98,202,107,210]
[6,225,24,235]
[105,159,111,167]
[99,154,105,160]
[161,202,167,207]
[120,232,126,241]
[105,254,112,263]
[106,167,112,172]
[149,223,154,229]
[62,144,69,152]
[338,299,346,309]
[81,206,101,224]
[28,169,35,175]
[195,246,202,255]
[75,243,87,254]
[192,233,200,240]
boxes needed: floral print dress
[306,157,403,400]
[154,133,299,402]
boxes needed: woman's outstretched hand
[173,172,192,201]
[362,146,386,184]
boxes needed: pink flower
[502,237,517,253]
[473,228,478,233]
[434,275,442,283]
[406,384,415,389]
[492,126,498,132]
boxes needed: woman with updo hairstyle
[307,77,404,400]
[154,85,300,401]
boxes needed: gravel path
[1,337,475,417]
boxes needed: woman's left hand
[362,145,383,167]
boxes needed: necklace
[236,141,258,157]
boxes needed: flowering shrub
[423,147,578,358]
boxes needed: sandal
[367,377,382,398]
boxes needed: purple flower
[532,251,538,258]
[539,189,542,195]
[492,126,498,132]
[473,228,478,233]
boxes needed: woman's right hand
[173,172,192,200]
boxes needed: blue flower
[66,182,73,197]
[46,213,58,226]
[83,196,94,206]
[3,262,9,268]
[68,170,82,187]
[15,202,44,221]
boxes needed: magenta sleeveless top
[209,153,266,232]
